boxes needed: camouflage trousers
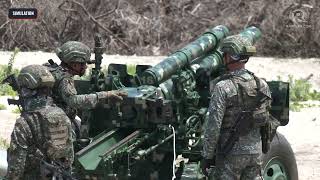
[209,154,263,180]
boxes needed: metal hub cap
[263,157,288,180]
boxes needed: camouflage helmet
[220,26,261,61]
[18,65,55,89]
[220,35,257,59]
[55,41,91,63]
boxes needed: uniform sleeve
[202,83,227,159]
[6,117,32,179]
[259,78,272,108]
[59,77,100,109]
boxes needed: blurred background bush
[0,0,319,57]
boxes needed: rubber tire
[262,132,298,180]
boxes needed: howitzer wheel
[179,132,298,180]
[262,132,298,180]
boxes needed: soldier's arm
[6,117,32,179]
[59,78,107,109]
[202,82,228,159]
[259,78,272,107]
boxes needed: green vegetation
[126,64,137,76]
[0,66,19,96]
[290,102,318,112]
[289,75,320,101]
[289,75,320,111]
[12,107,21,114]
[6,47,20,76]
[0,138,9,149]
[0,104,7,110]
[0,47,20,96]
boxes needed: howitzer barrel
[190,26,261,76]
[239,26,261,44]
[190,50,224,75]
[141,25,229,86]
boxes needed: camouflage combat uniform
[44,41,126,138]
[7,98,74,180]
[44,64,103,119]
[202,68,272,180]
[6,65,74,180]
[44,41,103,120]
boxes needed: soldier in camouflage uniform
[6,65,74,179]
[201,34,272,179]
[44,41,127,138]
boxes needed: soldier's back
[215,69,263,155]
[7,102,73,179]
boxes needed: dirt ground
[278,107,320,179]
[0,52,319,179]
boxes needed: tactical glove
[96,90,128,104]
[200,159,214,177]
[107,90,128,103]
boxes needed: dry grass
[0,0,319,57]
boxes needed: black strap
[219,77,246,155]
[219,72,262,155]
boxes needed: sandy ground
[278,107,320,179]
[0,51,319,179]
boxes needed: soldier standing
[201,34,272,179]
[44,41,127,138]
[6,65,74,179]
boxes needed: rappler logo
[290,8,308,25]
[287,4,312,28]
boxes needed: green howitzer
[73,26,289,180]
